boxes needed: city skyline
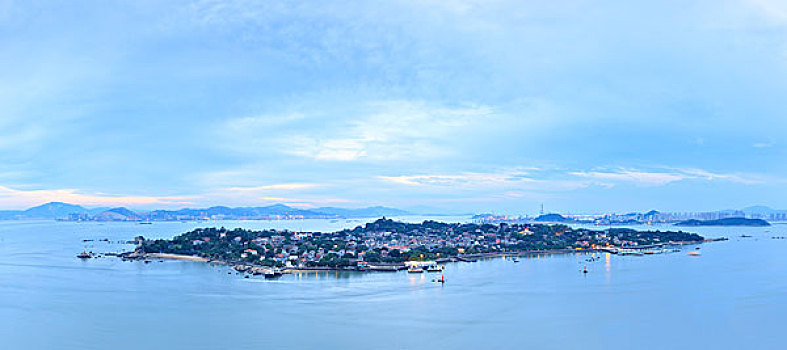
[2,1,787,212]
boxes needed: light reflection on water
[0,219,785,349]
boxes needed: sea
[0,217,785,350]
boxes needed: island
[119,218,706,275]
[675,217,771,227]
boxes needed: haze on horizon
[1,0,786,214]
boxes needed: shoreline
[145,253,212,262]
[120,239,714,275]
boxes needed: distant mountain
[675,217,771,227]
[533,213,575,223]
[143,204,321,220]
[742,206,785,215]
[24,202,89,219]
[0,202,91,220]
[87,207,111,216]
[93,207,142,221]
[0,202,433,221]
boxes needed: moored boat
[426,265,443,272]
[407,266,423,273]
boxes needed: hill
[533,213,575,223]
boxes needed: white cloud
[379,168,588,192]
[748,0,787,23]
[381,166,765,194]
[0,186,194,209]
[223,183,319,192]
[284,100,494,161]
[570,170,689,186]
[753,141,774,148]
[571,168,762,186]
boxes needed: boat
[77,251,91,259]
[369,265,400,272]
[407,266,424,273]
[139,222,152,225]
[426,265,443,272]
[688,251,701,257]
[512,258,520,263]
[264,270,282,279]
[583,266,588,274]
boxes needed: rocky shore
[105,238,720,278]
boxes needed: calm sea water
[0,218,785,350]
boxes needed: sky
[1,0,786,214]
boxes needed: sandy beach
[145,253,211,262]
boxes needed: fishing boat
[407,266,424,273]
[264,270,282,279]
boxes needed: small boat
[407,266,423,273]
[583,266,588,274]
[264,270,282,279]
[426,265,443,272]
[512,258,520,263]
[77,251,91,259]
[688,251,701,257]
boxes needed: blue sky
[1,0,786,214]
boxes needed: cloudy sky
[1,0,786,214]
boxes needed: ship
[264,270,283,279]
[407,266,424,273]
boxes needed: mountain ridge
[0,202,416,221]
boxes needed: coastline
[145,253,212,262]
[118,239,715,276]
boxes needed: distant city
[474,205,785,225]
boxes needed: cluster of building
[139,218,704,268]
